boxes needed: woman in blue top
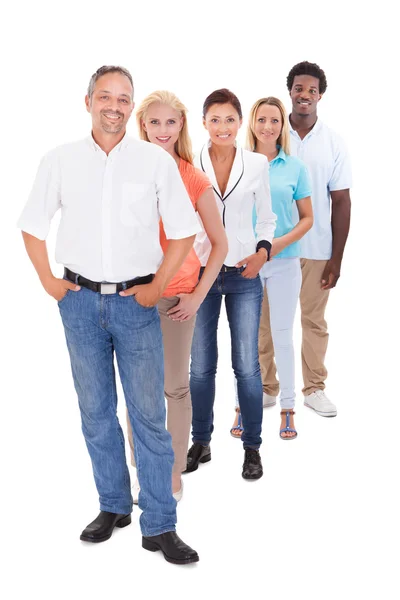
[231,97,313,439]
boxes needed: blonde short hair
[246,97,290,155]
[136,90,193,164]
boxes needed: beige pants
[127,296,196,474]
[259,259,330,397]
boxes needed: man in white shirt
[259,61,352,417]
[17,65,201,564]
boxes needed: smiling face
[290,74,322,117]
[85,72,134,135]
[141,102,183,155]
[203,103,242,146]
[253,103,282,147]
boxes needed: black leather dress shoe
[184,443,211,473]
[80,511,131,543]
[242,448,263,480]
[142,531,199,564]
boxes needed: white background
[1,1,398,598]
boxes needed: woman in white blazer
[184,89,276,480]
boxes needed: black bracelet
[256,240,272,262]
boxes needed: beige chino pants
[259,259,330,397]
[127,296,196,475]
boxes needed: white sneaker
[304,390,337,417]
[173,479,183,502]
[132,477,183,504]
[263,393,277,408]
[132,477,140,505]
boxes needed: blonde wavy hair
[136,90,193,164]
[246,97,290,155]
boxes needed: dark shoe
[242,448,263,480]
[142,531,199,565]
[184,443,211,473]
[80,511,131,543]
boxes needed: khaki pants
[259,259,330,397]
[127,296,196,474]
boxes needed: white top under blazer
[194,141,276,266]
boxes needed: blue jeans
[190,267,263,449]
[58,286,176,537]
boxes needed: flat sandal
[279,410,297,440]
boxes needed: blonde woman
[231,97,313,439]
[127,91,227,501]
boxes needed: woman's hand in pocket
[235,249,267,278]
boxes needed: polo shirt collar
[271,145,287,163]
[289,117,323,139]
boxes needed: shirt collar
[87,133,129,155]
[289,117,323,139]
[201,139,243,200]
[270,145,287,164]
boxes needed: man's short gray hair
[87,65,134,99]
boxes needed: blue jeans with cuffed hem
[58,286,176,537]
[190,267,263,449]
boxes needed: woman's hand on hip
[167,292,202,321]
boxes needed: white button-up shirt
[290,119,352,260]
[17,135,201,282]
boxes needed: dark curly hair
[286,61,327,94]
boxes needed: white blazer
[194,141,276,266]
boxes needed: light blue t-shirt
[252,147,311,258]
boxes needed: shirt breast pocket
[120,183,157,229]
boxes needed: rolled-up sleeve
[254,158,276,244]
[155,153,201,240]
[17,150,61,240]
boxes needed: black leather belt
[64,268,154,294]
[221,265,244,272]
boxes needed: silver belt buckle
[100,283,117,295]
